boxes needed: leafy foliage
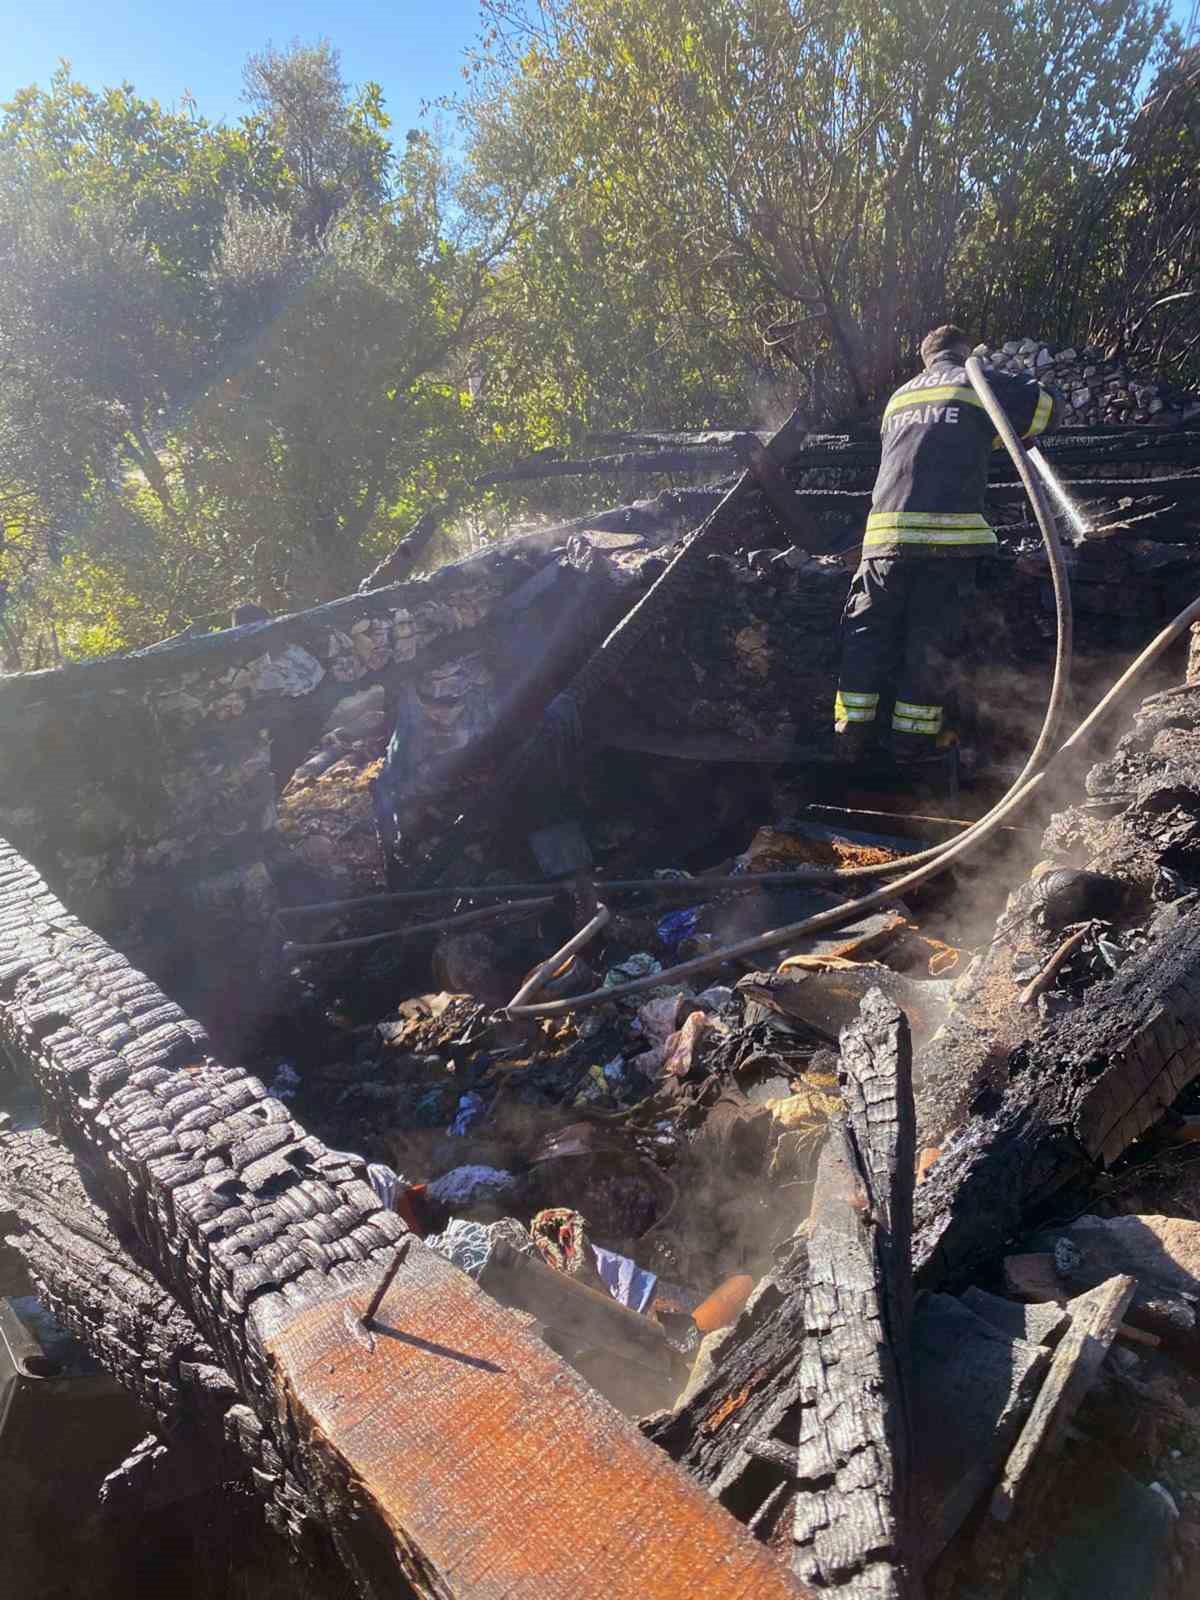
[0,48,504,663]
[0,17,1197,667]
[460,0,1169,421]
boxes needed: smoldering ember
[12,318,1200,1600]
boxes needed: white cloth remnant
[424,1216,536,1279]
[426,1164,517,1209]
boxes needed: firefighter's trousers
[834,556,976,741]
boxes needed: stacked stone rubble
[976,336,1200,428]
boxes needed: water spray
[1029,446,1091,538]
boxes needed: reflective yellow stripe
[892,714,940,735]
[894,701,942,719]
[867,511,992,529]
[883,385,984,419]
[835,691,879,706]
[1024,388,1054,440]
[834,693,878,723]
[864,520,997,548]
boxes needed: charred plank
[914,903,1200,1293]
[990,1275,1136,1523]
[909,1295,1051,1567]
[0,1125,254,1505]
[792,989,919,1598]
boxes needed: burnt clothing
[834,558,976,740]
[865,353,1054,559]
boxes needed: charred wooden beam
[586,429,770,449]
[956,1275,1142,1599]
[641,1250,810,1542]
[729,432,825,550]
[583,427,1200,466]
[474,447,741,484]
[0,1126,243,1463]
[989,1275,1136,1524]
[914,678,1200,1293]
[358,509,442,593]
[646,992,921,1590]
[913,904,1200,1293]
[734,428,1200,475]
[730,432,824,547]
[792,989,920,1599]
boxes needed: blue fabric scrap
[590,1244,658,1313]
[656,906,702,950]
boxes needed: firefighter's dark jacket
[865,353,1054,558]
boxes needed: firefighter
[833,325,1056,763]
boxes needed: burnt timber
[791,993,918,1597]
[374,424,1200,880]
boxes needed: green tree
[0,47,507,660]
[241,38,392,238]
[460,0,1168,421]
[1084,44,1200,382]
[0,65,283,661]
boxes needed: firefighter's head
[920,324,972,367]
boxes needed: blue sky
[0,0,487,136]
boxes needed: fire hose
[503,359,1196,1017]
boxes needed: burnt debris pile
[263,663,1200,1597]
[10,389,1200,1598]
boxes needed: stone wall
[0,498,702,1036]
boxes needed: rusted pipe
[282,896,554,956]
[506,906,611,1009]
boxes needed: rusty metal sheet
[264,1242,813,1600]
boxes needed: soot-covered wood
[647,991,919,1595]
[0,836,815,1600]
[910,676,1200,1294]
[990,1274,1136,1523]
[792,989,919,1599]
[913,904,1200,1292]
[0,837,412,1579]
[908,1295,1051,1569]
[0,1126,239,1451]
